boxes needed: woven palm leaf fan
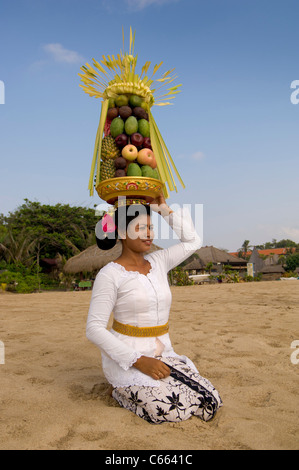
[79,27,185,204]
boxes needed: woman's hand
[133,356,171,380]
[150,193,173,216]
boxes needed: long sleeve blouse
[86,206,202,388]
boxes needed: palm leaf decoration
[79,27,185,197]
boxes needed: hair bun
[95,217,118,251]
[96,236,117,251]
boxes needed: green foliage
[0,199,97,262]
[255,238,299,250]
[0,270,38,293]
[171,267,194,286]
[285,253,299,272]
[0,264,61,293]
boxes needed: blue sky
[0,0,298,251]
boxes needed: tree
[242,240,251,256]
[276,239,297,248]
[0,199,97,261]
[205,262,213,274]
[285,253,299,272]
[238,240,251,260]
[0,229,36,266]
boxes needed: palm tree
[241,240,251,259]
[205,262,213,274]
[0,229,36,266]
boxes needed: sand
[0,280,298,450]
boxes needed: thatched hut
[182,258,205,275]
[184,246,247,274]
[260,265,285,281]
[63,240,162,275]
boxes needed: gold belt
[112,319,169,337]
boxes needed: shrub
[170,267,194,286]
[0,271,39,293]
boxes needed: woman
[86,194,222,424]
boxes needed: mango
[110,117,125,138]
[125,116,138,135]
[141,165,154,178]
[138,119,150,137]
[127,162,142,177]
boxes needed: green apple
[115,95,129,107]
[140,101,148,111]
[129,95,143,107]
[108,98,116,109]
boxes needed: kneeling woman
[86,195,222,424]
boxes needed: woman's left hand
[133,356,171,380]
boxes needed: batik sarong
[112,356,222,424]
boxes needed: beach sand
[0,280,298,450]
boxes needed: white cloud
[176,151,206,161]
[191,151,205,161]
[126,0,179,10]
[43,43,84,64]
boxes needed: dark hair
[95,204,151,251]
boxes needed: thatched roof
[63,240,161,274]
[193,246,247,266]
[183,258,205,270]
[260,265,285,274]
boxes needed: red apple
[137,148,157,169]
[130,132,144,148]
[143,137,152,149]
[115,134,128,148]
[122,144,138,161]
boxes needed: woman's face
[121,214,154,252]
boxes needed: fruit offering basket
[79,27,185,205]
[96,176,164,205]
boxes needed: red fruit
[104,118,112,136]
[130,132,144,148]
[115,134,128,147]
[143,137,152,149]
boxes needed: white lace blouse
[86,207,202,388]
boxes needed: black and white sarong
[112,357,222,424]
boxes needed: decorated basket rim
[95,176,165,204]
